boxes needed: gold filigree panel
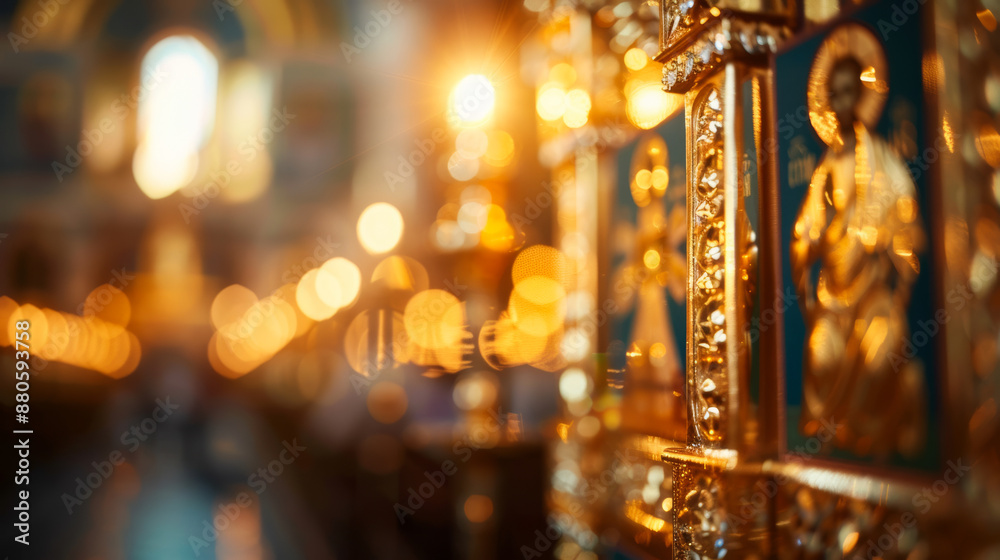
[689,82,728,447]
[671,455,771,559]
[774,481,999,559]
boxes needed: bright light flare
[559,367,590,402]
[450,74,495,126]
[133,35,218,199]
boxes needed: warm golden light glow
[643,248,661,270]
[357,202,404,254]
[0,296,16,346]
[509,288,564,337]
[484,130,515,167]
[317,258,362,310]
[476,245,571,370]
[624,47,648,71]
[463,495,494,523]
[2,298,140,378]
[549,62,577,85]
[404,290,464,349]
[344,310,409,377]
[512,245,567,286]
[450,74,495,126]
[211,284,258,330]
[536,84,568,121]
[626,79,682,130]
[10,304,49,349]
[295,269,338,321]
[132,144,199,200]
[559,367,589,402]
[133,35,218,200]
[367,381,408,423]
[479,205,514,251]
[404,289,470,372]
[563,89,591,129]
[453,374,498,410]
[208,284,299,378]
[624,500,668,533]
[456,129,489,159]
[371,255,429,293]
[218,60,273,203]
[448,151,481,181]
[978,8,997,31]
[977,121,1000,168]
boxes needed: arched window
[133,34,218,200]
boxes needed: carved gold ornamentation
[660,17,785,93]
[690,85,728,447]
[791,24,926,459]
[779,485,932,560]
[661,0,700,51]
[669,456,771,559]
[674,466,728,559]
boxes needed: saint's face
[828,59,862,130]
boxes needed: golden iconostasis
[1,0,999,559]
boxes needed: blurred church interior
[1,0,999,558]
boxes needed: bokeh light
[295,269,338,321]
[317,258,362,310]
[464,495,494,523]
[367,381,408,424]
[357,202,404,254]
[624,47,649,71]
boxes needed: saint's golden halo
[807,23,889,147]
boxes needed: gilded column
[655,1,792,557]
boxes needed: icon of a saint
[791,24,926,458]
